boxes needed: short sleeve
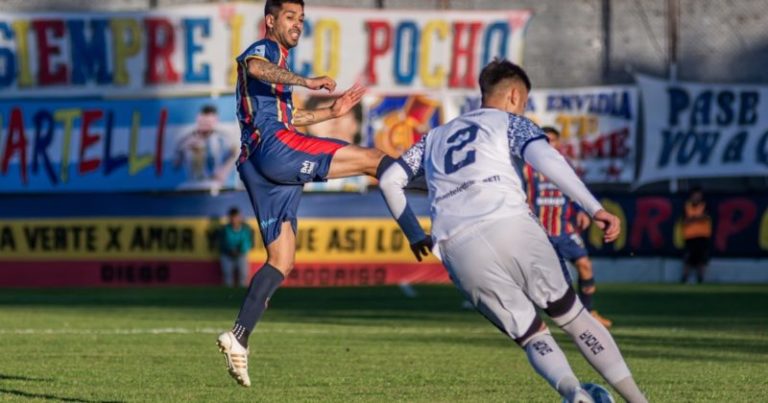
[397,133,428,179]
[507,113,548,159]
[237,40,279,64]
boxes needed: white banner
[0,4,531,98]
[525,86,638,183]
[637,75,768,184]
[435,87,638,184]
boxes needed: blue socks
[578,277,595,311]
[232,263,284,347]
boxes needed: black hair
[265,0,305,17]
[200,104,217,115]
[479,58,531,101]
[541,126,560,137]
[228,207,240,217]
[688,186,704,197]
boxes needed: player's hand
[592,210,621,243]
[576,211,591,231]
[305,76,336,92]
[410,236,433,262]
[330,83,366,117]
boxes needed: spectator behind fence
[220,207,255,287]
[681,187,712,284]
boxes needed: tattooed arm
[246,58,336,92]
[292,83,367,127]
[292,109,333,126]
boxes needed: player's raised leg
[326,144,391,179]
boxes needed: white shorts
[439,213,571,343]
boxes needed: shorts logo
[260,218,277,228]
[300,161,317,175]
[570,233,585,248]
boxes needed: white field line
[0,327,493,336]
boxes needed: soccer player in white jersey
[378,59,647,403]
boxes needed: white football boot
[217,331,251,387]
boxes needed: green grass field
[0,284,767,402]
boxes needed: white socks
[524,331,580,398]
[553,303,647,403]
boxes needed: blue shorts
[550,233,588,282]
[549,233,588,262]
[238,128,348,246]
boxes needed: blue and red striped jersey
[523,163,578,237]
[235,38,296,163]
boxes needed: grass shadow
[0,374,53,382]
[0,388,123,403]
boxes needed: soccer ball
[561,383,615,403]
[581,383,615,403]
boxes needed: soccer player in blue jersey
[216,0,396,387]
[522,127,613,329]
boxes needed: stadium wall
[1,192,766,287]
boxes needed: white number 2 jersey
[400,108,546,243]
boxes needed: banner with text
[0,96,242,192]
[0,217,448,287]
[526,86,637,183]
[637,75,768,184]
[449,86,638,183]
[0,4,531,98]
[586,193,768,258]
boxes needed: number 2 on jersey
[444,125,479,174]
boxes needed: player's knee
[265,248,295,275]
[266,257,294,275]
[545,288,584,326]
[363,147,385,167]
[516,316,547,347]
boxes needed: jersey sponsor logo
[535,196,567,206]
[434,180,476,203]
[253,44,266,57]
[537,182,560,191]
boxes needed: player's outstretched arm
[293,83,366,127]
[379,137,432,261]
[379,163,432,261]
[246,58,336,91]
[523,139,621,242]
